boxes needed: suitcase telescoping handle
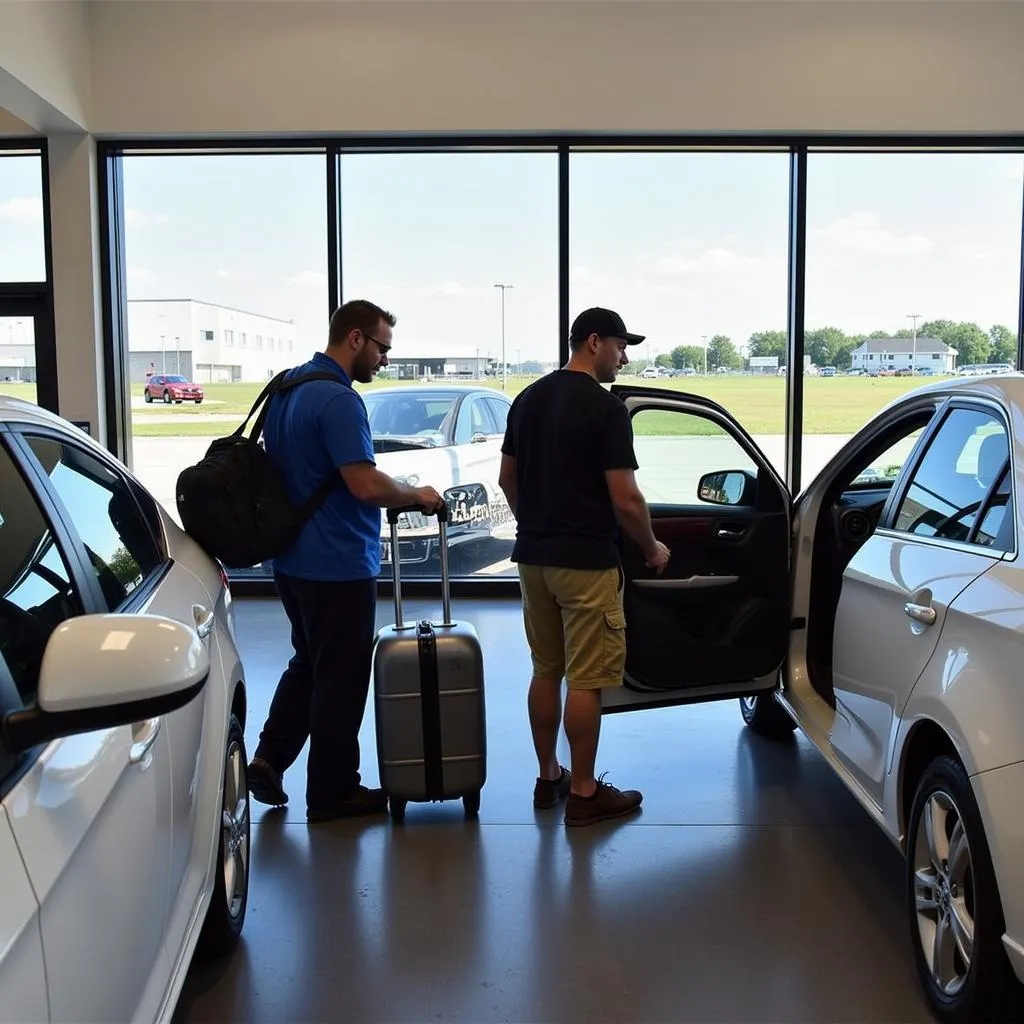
[386,503,451,630]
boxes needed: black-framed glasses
[365,333,391,356]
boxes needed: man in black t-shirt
[499,307,670,827]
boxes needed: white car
[606,374,1024,1022]
[0,397,250,1023]
[363,386,514,564]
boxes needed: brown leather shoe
[564,776,642,827]
[307,786,389,822]
[533,766,572,809]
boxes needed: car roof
[363,386,510,401]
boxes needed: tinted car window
[0,441,83,705]
[893,408,1011,547]
[25,437,164,610]
[973,467,1013,549]
[484,398,510,435]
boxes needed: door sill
[603,675,777,714]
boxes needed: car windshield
[362,391,459,445]
[164,376,189,383]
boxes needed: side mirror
[470,432,489,444]
[698,470,756,507]
[2,614,210,754]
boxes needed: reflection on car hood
[372,435,443,454]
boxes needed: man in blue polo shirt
[247,299,443,822]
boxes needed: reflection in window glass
[0,316,37,405]
[121,153,328,582]
[632,409,756,506]
[570,152,790,480]
[341,151,559,580]
[0,153,45,283]
[27,438,162,609]
[974,470,1012,549]
[804,153,1024,484]
[0,442,81,704]
[894,408,1008,543]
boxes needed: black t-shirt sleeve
[601,399,639,471]
[500,399,517,457]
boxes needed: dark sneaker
[533,766,572,809]
[247,757,288,806]
[307,786,389,823]
[564,776,643,827]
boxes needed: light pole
[160,334,166,373]
[175,335,180,376]
[494,283,514,391]
[701,335,708,376]
[907,313,920,376]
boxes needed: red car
[143,374,204,404]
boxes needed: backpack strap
[234,369,344,444]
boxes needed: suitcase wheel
[389,797,407,823]
[463,791,481,818]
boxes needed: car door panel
[0,806,48,1024]
[621,501,790,692]
[828,401,1011,807]
[603,388,791,713]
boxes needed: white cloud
[286,270,327,288]
[127,266,157,283]
[419,280,470,298]
[0,196,43,223]
[655,247,744,276]
[814,211,934,255]
[125,208,170,228]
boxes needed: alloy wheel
[221,738,249,920]
[912,788,976,997]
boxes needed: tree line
[641,320,1018,373]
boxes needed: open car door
[603,386,792,713]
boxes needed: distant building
[127,299,298,383]
[385,348,493,380]
[850,336,957,374]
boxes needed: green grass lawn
[125,373,948,437]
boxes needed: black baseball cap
[569,307,645,346]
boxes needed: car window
[483,398,509,436]
[455,397,496,444]
[364,394,455,443]
[24,437,164,610]
[973,467,1013,549]
[0,441,84,706]
[851,427,926,487]
[892,407,1011,547]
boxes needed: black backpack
[175,369,344,568]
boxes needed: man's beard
[353,358,376,383]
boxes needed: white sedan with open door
[606,376,1024,1024]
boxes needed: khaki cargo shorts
[518,564,626,689]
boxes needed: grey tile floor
[176,595,935,1023]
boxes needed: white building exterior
[127,299,298,383]
[850,336,957,374]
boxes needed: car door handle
[193,603,215,640]
[716,525,747,540]
[904,602,937,626]
[129,717,162,764]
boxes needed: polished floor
[177,595,935,1023]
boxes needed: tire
[143,391,152,403]
[195,399,203,405]
[196,714,250,961]
[905,755,1023,1023]
[389,797,407,823]
[463,791,481,818]
[739,693,796,738]
[163,390,171,404]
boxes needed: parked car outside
[144,374,205,405]
[363,385,515,564]
[605,373,1024,1022]
[0,396,249,1024]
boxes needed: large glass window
[340,150,559,580]
[569,151,791,478]
[0,152,45,283]
[121,152,328,549]
[0,316,36,404]
[803,152,1024,484]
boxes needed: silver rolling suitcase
[373,504,487,822]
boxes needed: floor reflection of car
[363,385,514,564]
[0,396,249,1023]
[606,375,1024,1022]
[144,374,205,404]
